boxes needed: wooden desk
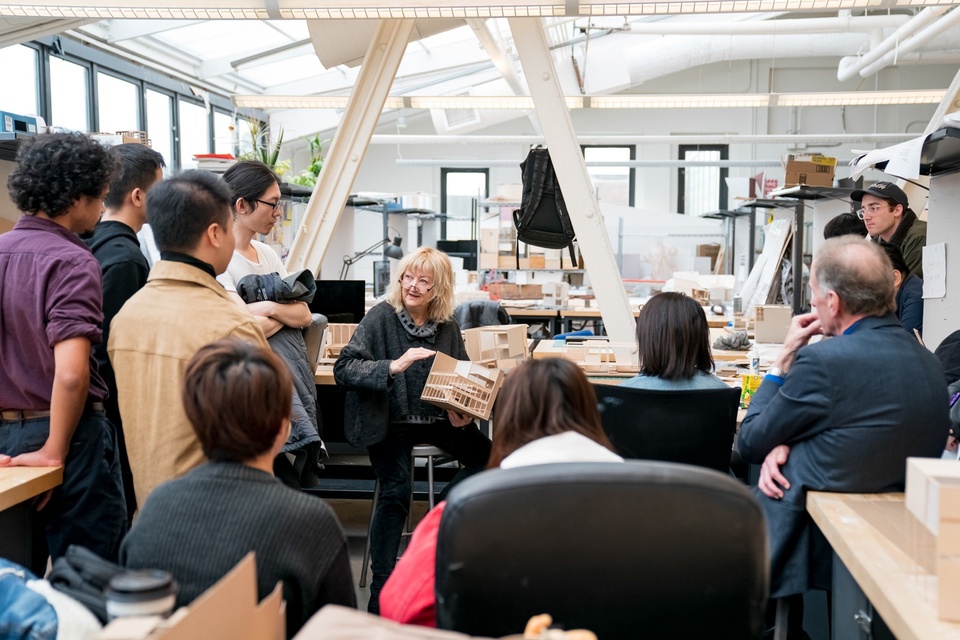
[0,466,63,571]
[807,491,960,640]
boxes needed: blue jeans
[0,409,127,563]
[366,421,490,613]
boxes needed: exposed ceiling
[2,8,960,138]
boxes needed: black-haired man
[86,143,166,521]
[109,170,267,505]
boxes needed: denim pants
[366,421,491,611]
[0,409,127,563]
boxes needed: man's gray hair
[814,237,896,317]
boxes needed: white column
[508,17,635,344]
[286,19,415,275]
[923,173,960,350]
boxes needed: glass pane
[97,72,139,133]
[584,147,631,206]
[178,99,210,171]
[49,56,89,132]
[213,111,235,154]
[683,149,721,216]
[444,171,486,240]
[146,90,173,172]
[0,45,39,116]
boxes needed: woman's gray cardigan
[333,301,468,448]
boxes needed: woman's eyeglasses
[399,274,434,293]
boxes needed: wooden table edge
[0,465,64,512]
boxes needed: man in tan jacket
[109,170,267,507]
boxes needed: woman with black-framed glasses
[334,246,492,615]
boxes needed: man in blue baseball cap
[851,181,927,278]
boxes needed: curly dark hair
[8,132,119,218]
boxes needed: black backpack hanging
[513,147,578,268]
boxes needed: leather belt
[1,402,104,421]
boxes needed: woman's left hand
[447,410,474,427]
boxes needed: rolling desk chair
[435,461,768,639]
[593,385,741,473]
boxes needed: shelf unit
[702,208,756,274]
[739,197,805,314]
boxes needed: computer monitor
[310,280,366,324]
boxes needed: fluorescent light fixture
[775,89,945,106]
[6,0,960,19]
[590,94,771,108]
[233,90,947,110]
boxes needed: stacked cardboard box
[783,154,837,188]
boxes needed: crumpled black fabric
[236,269,317,305]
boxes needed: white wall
[272,57,959,277]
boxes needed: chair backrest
[435,461,768,639]
[453,300,511,329]
[302,313,328,368]
[593,384,741,473]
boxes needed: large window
[146,89,174,171]
[678,144,728,216]
[582,145,635,207]
[178,99,210,171]
[97,72,140,133]
[213,110,236,155]
[440,169,488,240]
[0,45,39,116]
[49,56,90,132]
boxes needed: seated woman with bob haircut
[622,291,727,391]
[120,338,355,636]
[379,358,622,627]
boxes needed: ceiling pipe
[857,8,960,78]
[627,14,909,36]
[837,6,949,81]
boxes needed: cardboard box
[497,255,514,269]
[98,554,284,640]
[938,485,960,621]
[486,283,541,300]
[754,305,792,343]
[528,254,546,269]
[480,229,499,254]
[905,458,960,534]
[783,154,837,188]
[479,253,499,270]
[696,244,722,272]
[421,353,504,420]
[464,324,529,364]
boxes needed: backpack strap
[516,149,551,231]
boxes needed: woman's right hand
[389,347,436,376]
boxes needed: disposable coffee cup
[105,570,178,620]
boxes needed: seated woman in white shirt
[379,358,622,627]
[621,291,727,391]
[217,161,312,338]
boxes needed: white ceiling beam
[0,16,85,47]
[96,18,202,41]
[197,39,313,78]
[286,18,415,275]
[510,16,635,344]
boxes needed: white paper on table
[922,242,946,299]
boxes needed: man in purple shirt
[0,132,127,563]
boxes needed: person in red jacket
[379,358,623,626]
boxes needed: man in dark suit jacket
[739,237,948,611]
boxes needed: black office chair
[435,461,768,639]
[593,385,741,473]
[452,300,511,329]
